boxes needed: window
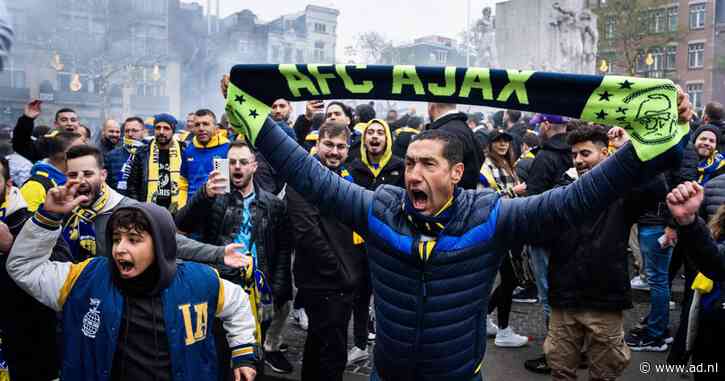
[687,83,704,110]
[284,46,292,62]
[296,49,304,62]
[654,9,666,33]
[688,42,705,69]
[433,50,447,64]
[668,6,678,32]
[0,68,26,88]
[239,40,250,53]
[314,41,325,61]
[689,3,706,30]
[605,16,616,39]
[666,46,677,70]
[651,48,665,77]
[314,23,326,33]
[272,46,280,61]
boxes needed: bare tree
[594,0,679,76]
[354,31,393,64]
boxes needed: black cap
[489,129,514,142]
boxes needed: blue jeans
[638,225,673,338]
[528,245,550,325]
[370,369,483,380]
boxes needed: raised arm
[495,140,685,247]
[254,117,373,235]
[216,277,258,377]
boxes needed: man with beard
[58,144,247,269]
[127,114,188,213]
[286,121,365,381]
[347,119,405,364]
[542,126,673,379]
[0,157,70,381]
[12,100,82,162]
[426,102,484,190]
[176,140,294,376]
[229,85,692,380]
[104,117,146,192]
[99,119,121,155]
[20,131,84,212]
[181,109,230,197]
[692,125,725,183]
[8,191,258,380]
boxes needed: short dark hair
[506,110,522,123]
[55,108,77,121]
[228,140,251,152]
[705,102,724,122]
[355,104,376,123]
[32,125,51,139]
[318,121,351,141]
[411,129,464,165]
[522,131,540,148]
[326,101,353,122]
[79,124,91,140]
[123,116,144,129]
[65,144,104,168]
[195,108,217,122]
[43,131,82,159]
[108,208,151,237]
[567,125,609,148]
[0,156,9,182]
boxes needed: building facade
[1,0,181,131]
[594,0,725,110]
[382,35,469,66]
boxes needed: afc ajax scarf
[224,64,690,161]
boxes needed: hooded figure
[8,202,258,381]
[349,119,405,190]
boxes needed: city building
[1,0,181,131]
[594,0,725,110]
[381,35,469,66]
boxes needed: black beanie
[694,124,721,147]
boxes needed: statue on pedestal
[550,2,597,74]
[475,7,498,68]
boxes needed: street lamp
[599,59,609,74]
[70,73,82,92]
[645,52,654,77]
[151,64,161,81]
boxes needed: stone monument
[474,6,498,68]
[495,0,597,74]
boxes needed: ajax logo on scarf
[82,298,102,339]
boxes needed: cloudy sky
[182,0,506,59]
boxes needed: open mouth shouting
[409,188,429,211]
[115,257,137,278]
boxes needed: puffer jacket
[703,173,725,218]
[253,119,684,381]
[175,184,293,303]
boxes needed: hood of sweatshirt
[359,119,394,178]
[108,203,177,296]
[29,160,67,186]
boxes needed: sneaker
[265,351,293,373]
[292,308,308,331]
[512,286,539,303]
[669,301,676,311]
[486,316,498,337]
[494,326,528,348]
[368,331,376,341]
[624,332,667,352]
[662,328,674,344]
[524,355,551,374]
[279,343,288,353]
[630,275,651,291]
[347,346,369,364]
[629,325,674,345]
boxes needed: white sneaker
[292,308,308,331]
[669,301,676,311]
[495,327,529,348]
[367,331,376,341]
[630,275,651,291]
[486,316,498,337]
[347,346,369,364]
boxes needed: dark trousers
[487,254,517,329]
[301,289,354,381]
[692,308,725,380]
[352,262,372,350]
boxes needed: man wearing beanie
[692,125,725,184]
[127,113,188,213]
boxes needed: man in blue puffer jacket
[238,94,693,380]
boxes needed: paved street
[263,280,695,381]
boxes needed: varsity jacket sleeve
[677,217,725,281]
[12,115,39,163]
[7,208,90,311]
[175,233,225,266]
[216,277,258,368]
[495,140,685,247]
[255,118,373,237]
